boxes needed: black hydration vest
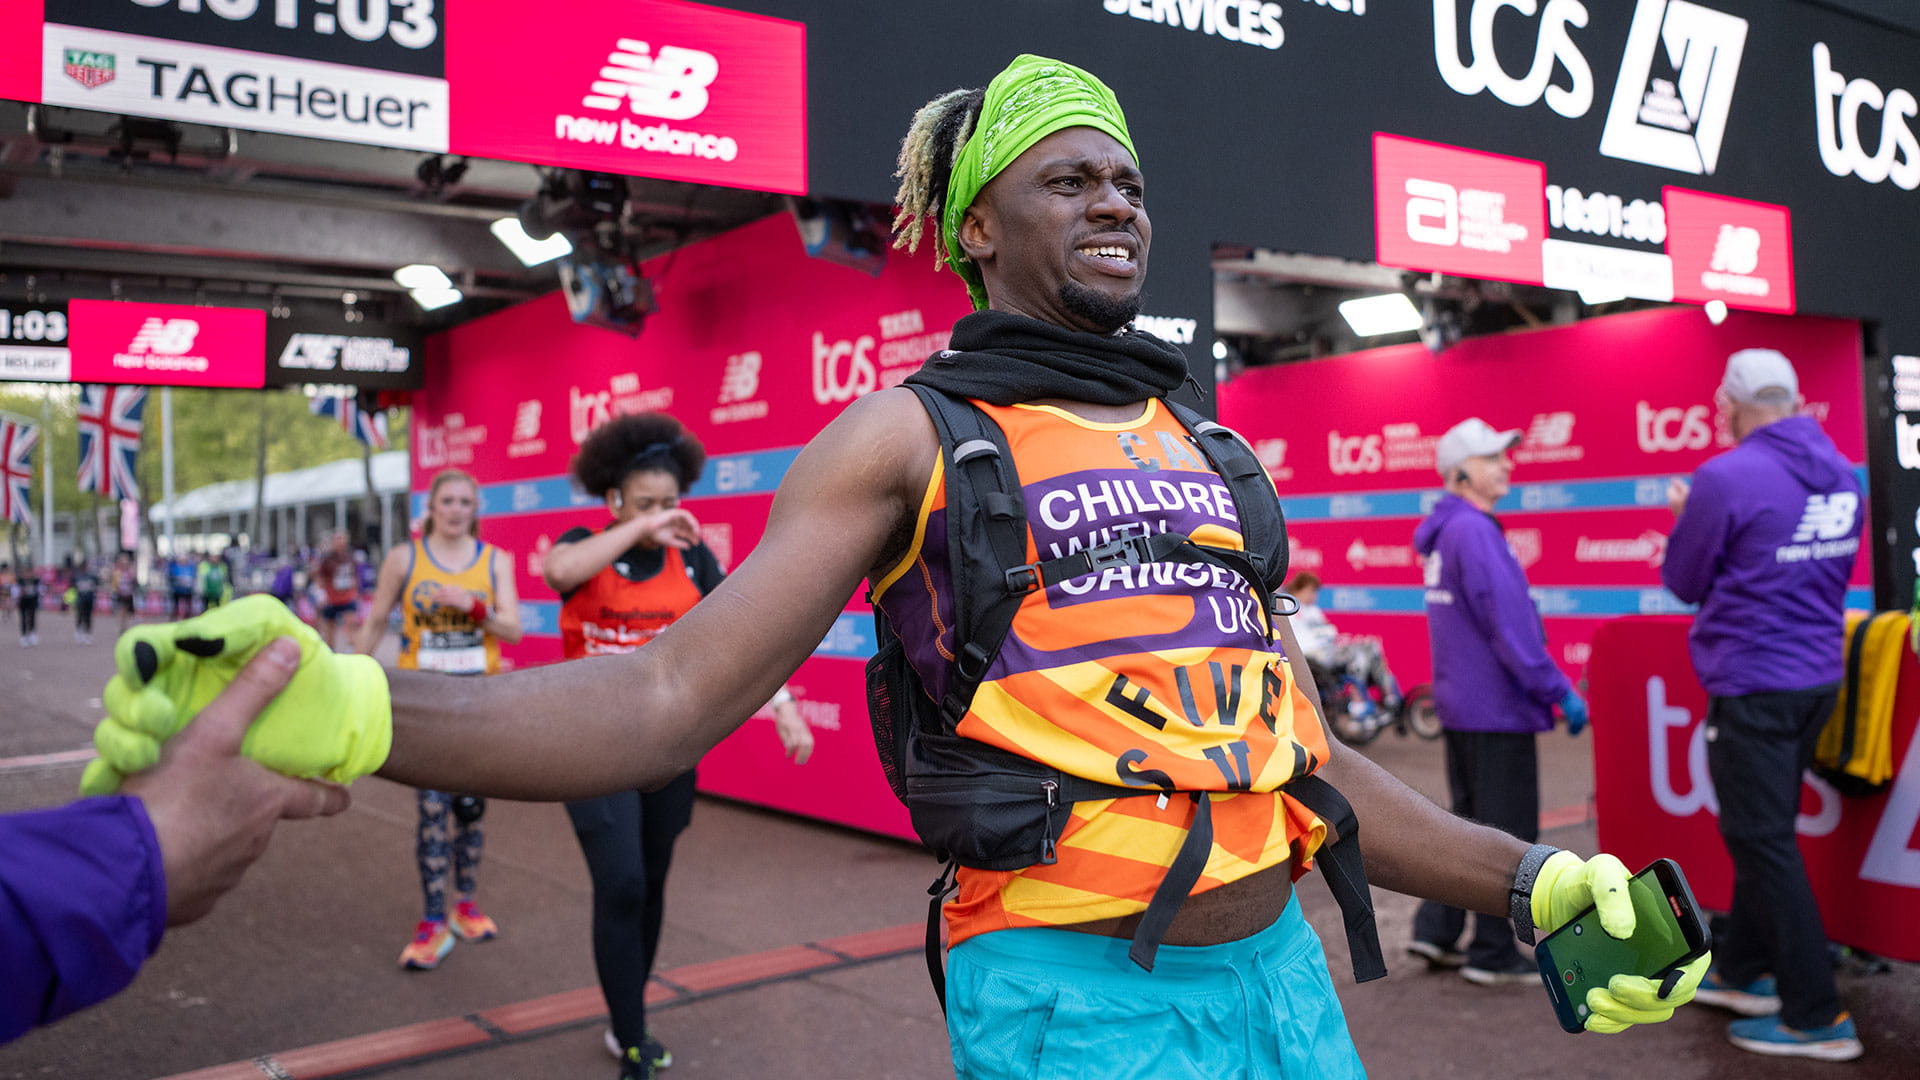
[864,385,1387,1008]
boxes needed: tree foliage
[0,383,408,524]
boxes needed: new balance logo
[583,41,719,121]
[127,319,199,356]
[718,351,761,404]
[511,400,542,442]
[1525,411,1576,449]
[1709,225,1761,274]
[1792,492,1859,543]
[1599,0,1748,175]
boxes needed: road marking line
[153,924,926,1080]
[0,747,96,773]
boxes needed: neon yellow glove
[1530,851,1712,1034]
[1582,954,1709,1034]
[80,594,392,796]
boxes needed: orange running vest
[397,538,501,676]
[559,543,703,660]
[870,400,1332,946]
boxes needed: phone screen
[1535,862,1706,1032]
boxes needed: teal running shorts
[944,891,1366,1079]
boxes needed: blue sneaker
[1728,1013,1863,1062]
[1692,969,1779,1016]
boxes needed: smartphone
[1534,858,1712,1033]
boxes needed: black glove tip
[133,641,159,682]
[178,637,224,658]
[1658,968,1685,999]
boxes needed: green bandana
[941,55,1137,310]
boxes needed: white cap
[1722,348,1798,404]
[1435,417,1521,478]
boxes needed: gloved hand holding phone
[1530,851,1711,1034]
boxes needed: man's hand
[122,638,351,926]
[1667,477,1691,517]
[80,595,392,796]
[772,701,813,765]
[1531,851,1711,1033]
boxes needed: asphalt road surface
[3,605,1914,1078]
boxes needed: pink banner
[1374,133,1547,285]
[1665,187,1795,313]
[1220,307,1867,694]
[0,3,37,105]
[416,211,971,836]
[446,0,806,195]
[67,300,265,388]
[1589,617,1920,962]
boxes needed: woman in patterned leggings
[358,469,522,970]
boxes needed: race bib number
[417,645,487,674]
[418,629,486,674]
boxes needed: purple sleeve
[0,797,168,1045]
[1455,519,1573,707]
[1661,469,1731,605]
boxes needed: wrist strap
[468,598,489,624]
[1509,843,1561,945]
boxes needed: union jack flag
[311,390,389,450]
[1,417,37,524]
[77,385,146,500]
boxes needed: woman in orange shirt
[543,414,810,1080]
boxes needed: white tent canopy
[151,451,408,523]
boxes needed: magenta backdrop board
[1218,306,1869,695]
[414,212,972,839]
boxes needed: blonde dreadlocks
[890,87,985,263]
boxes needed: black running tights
[565,772,696,1052]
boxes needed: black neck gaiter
[904,310,1192,406]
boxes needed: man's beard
[1058,280,1143,334]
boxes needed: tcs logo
[582,41,719,121]
[811,332,875,404]
[1328,431,1383,475]
[1813,43,1920,191]
[1635,400,1719,453]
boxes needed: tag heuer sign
[63,49,115,89]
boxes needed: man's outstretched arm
[1274,615,1526,914]
[378,388,935,800]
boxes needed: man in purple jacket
[1407,417,1587,985]
[1662,348,1864,1062]
[0,639,349,1045]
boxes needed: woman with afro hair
[543,411,812,1080]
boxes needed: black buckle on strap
[1084,534,1155,572]
[1004,564,1042,593]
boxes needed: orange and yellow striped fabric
[871,399,1331,945]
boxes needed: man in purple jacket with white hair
[1662,348,1864,1062]
[1407,417,1587,986]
